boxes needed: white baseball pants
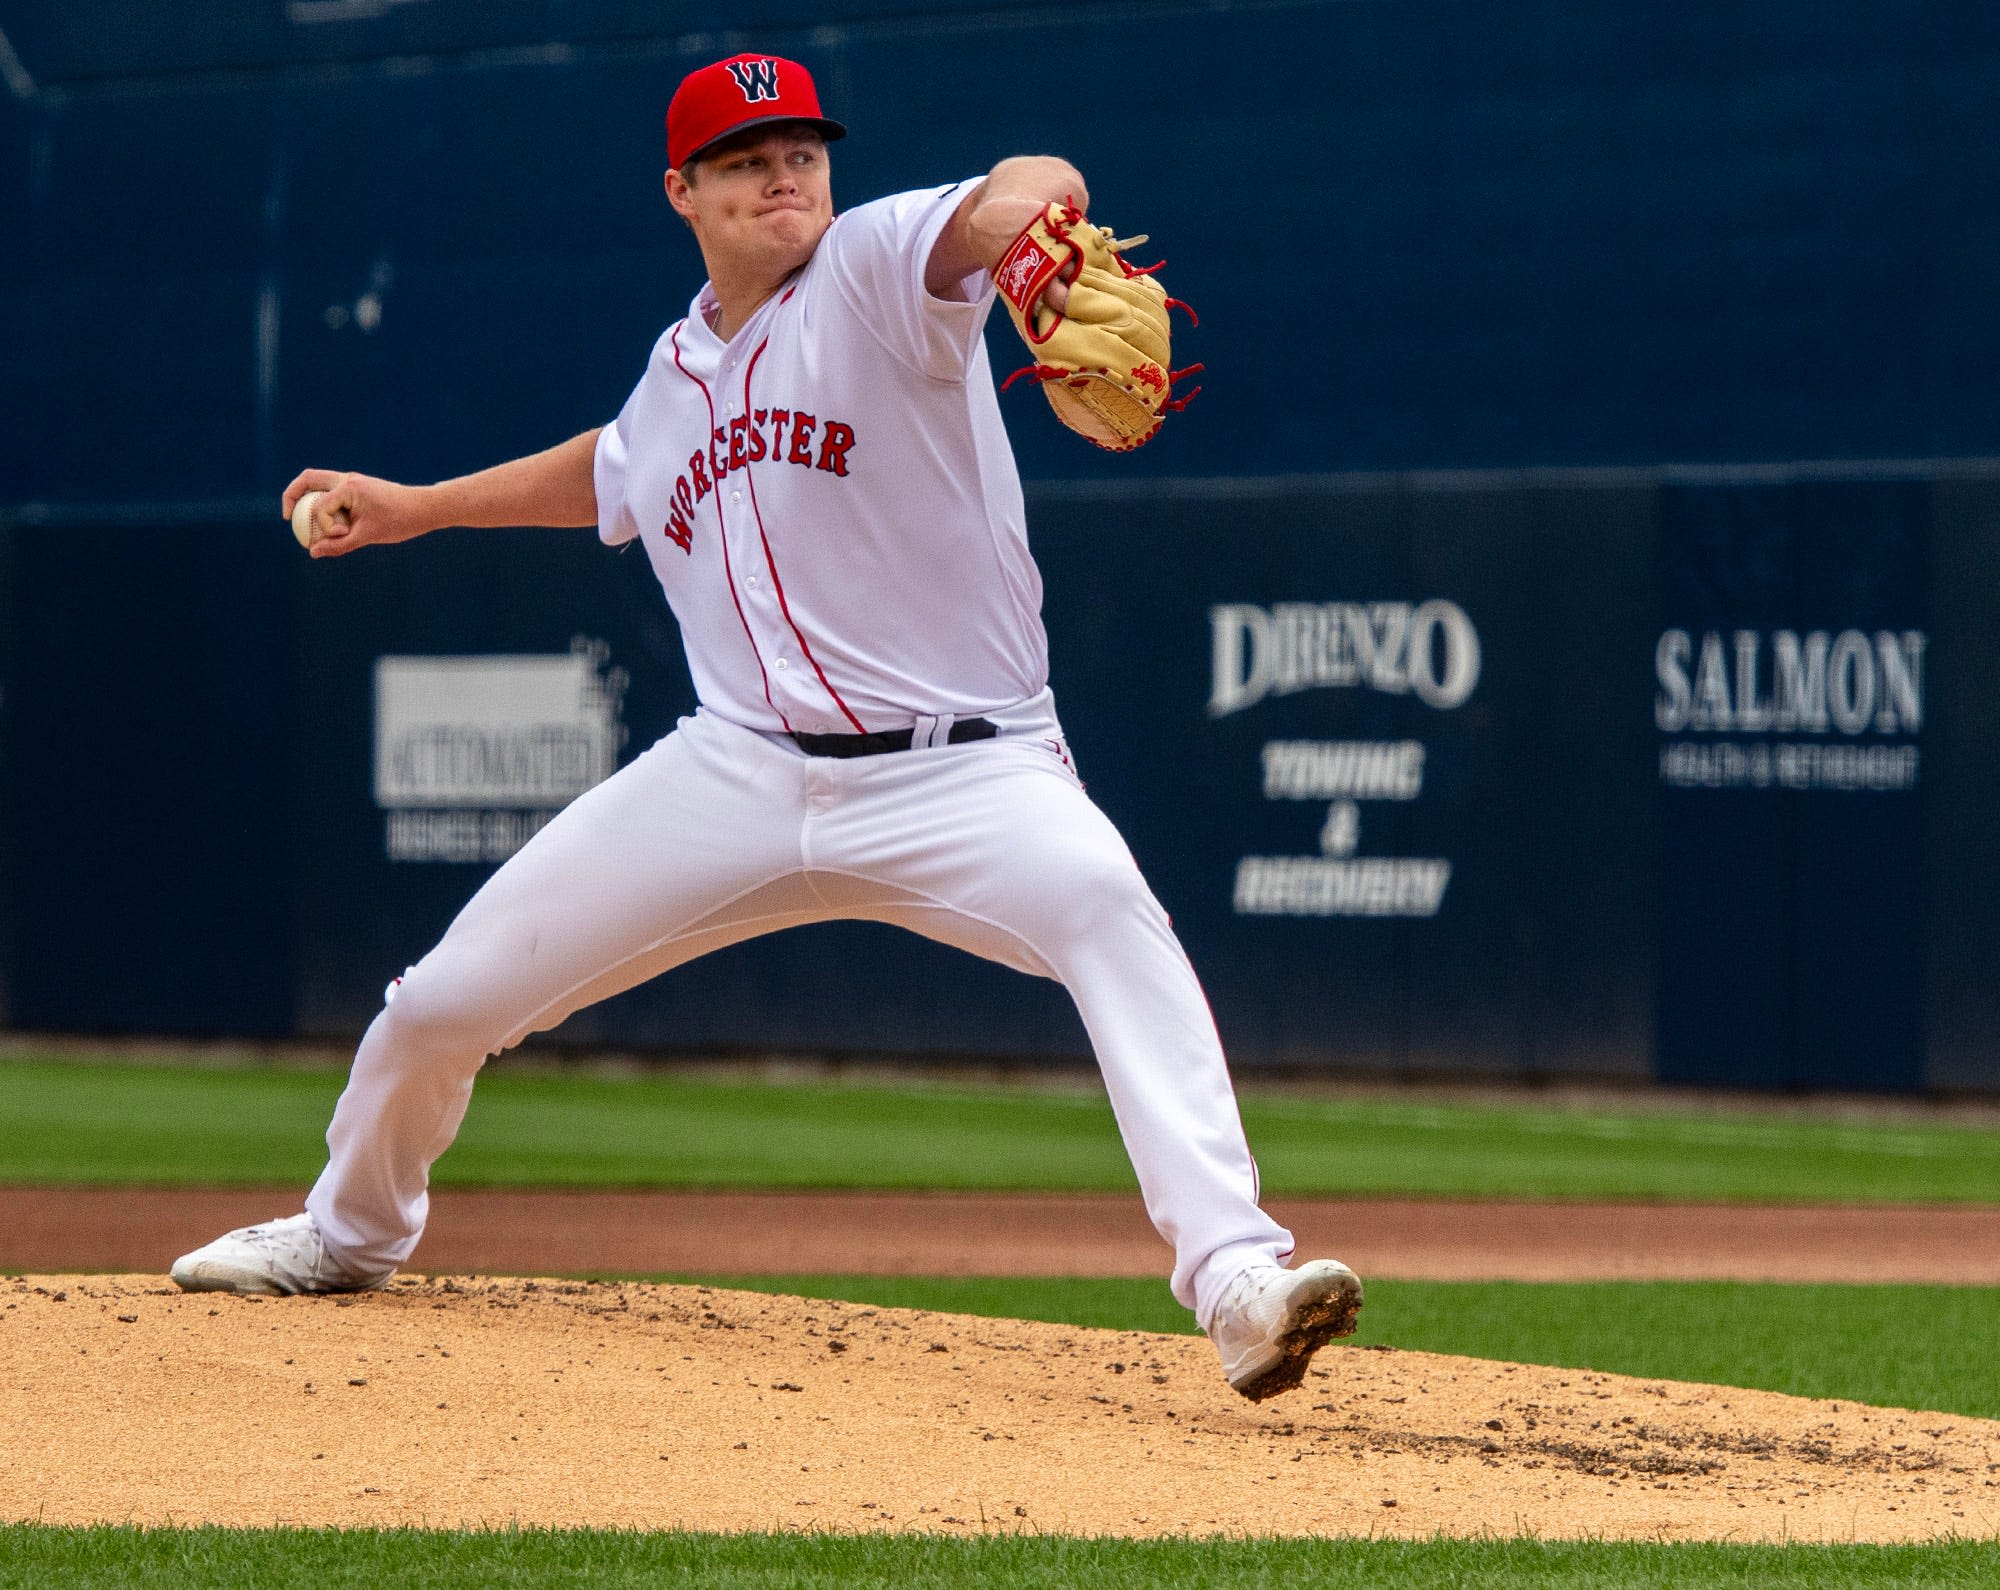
[305,705,1294,1325]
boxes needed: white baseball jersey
[593,180,1050,737]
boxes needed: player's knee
[371,957,505,1067]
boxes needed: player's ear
[665,167,698,223]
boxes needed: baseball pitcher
[174,53,1360,1401]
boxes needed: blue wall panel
[1653,481,1931,1089]
[0,520,296,1035]
[1918,478,2000,1093]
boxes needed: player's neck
[703,257,801,343]
[704,225,820,340]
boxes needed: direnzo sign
[1207,600,1482,718]
[1211,600,1479,919]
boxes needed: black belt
[790,718,998,758]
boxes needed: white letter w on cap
[726,59,782,102]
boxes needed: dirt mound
[3,1274,1995,1540]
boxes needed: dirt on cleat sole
[1231,1275,1363,1403]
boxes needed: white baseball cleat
[169,1213,391,1297]
[1208,1259,1364,1402]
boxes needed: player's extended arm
[279,427,603,560]
[926,156,1088,306]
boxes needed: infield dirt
[3,1272,1996,1541]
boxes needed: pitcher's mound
[2,1274,1991,1541]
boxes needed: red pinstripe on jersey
[670,322,791,733]
[742,330,867,733]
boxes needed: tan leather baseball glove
[993,201,1202,452]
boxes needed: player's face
[668,128,833,273]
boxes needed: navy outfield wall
[4,2,1998,498]
[4,2,1999,1086]
[1,462,1994,1092]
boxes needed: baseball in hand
[291,491,328,549]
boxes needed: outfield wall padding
[2,465,1992,1093]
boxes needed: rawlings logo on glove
[994,201,1202,453]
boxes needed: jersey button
[747,574,759,588]
[774,658,789,671]
[731,491,742,504]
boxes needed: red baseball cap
[667,54,847,170]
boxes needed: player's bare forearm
[281,427,603,559]
[425,428,604,531]
[926,156,1088,299]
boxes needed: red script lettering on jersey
[661,410,858,552]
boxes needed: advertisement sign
[372,642,628,863]
[1210,600,1478,920]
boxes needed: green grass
[0,1527,1994,1588]
[658,1274,2000,1420]
[3,1057,1997,1203]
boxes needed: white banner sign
[373,640,628,862]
